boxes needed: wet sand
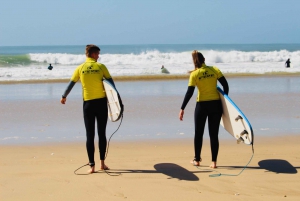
[1,76,300,144]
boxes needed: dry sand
[1,135,300,201]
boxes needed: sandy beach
[1,75,300,200]
[1,136,300,201]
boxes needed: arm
[60,81,76,104]
[179,86,195,121]
[218,76,229,95]
[181,86,195,110]
[106,78,116,88]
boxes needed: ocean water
[0,44,300,81]
[1,77,300,144]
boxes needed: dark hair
[85,44,100,57]
[190,50,205,73]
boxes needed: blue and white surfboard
[217,86,254,145]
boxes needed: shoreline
[2,131,300,146]
[1,72,300,84]
[0,133,298,147]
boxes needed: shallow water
[0,76,299,144]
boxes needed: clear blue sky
[1,0,299,46]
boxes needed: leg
[193,102,208,164]
[207,100,222,168]
[83,101,96,173]
[95,98,109,170]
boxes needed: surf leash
[194,144,254,177]
[74,114,123,176]
[103,114,124,176]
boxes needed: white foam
[1,136,20,140]
[29,53,86,65]
[0,50,299,81]
[28,50,300,65]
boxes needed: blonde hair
[189,50,205,73]
[85,44,100,57]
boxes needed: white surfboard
[103,79,123,122]
[217,86,253,145]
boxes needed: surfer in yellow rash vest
[60,44,123,173]
[179,50,229,169]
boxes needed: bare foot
[100,164,109,170]
[190,160,200,166]
[100,160,109,170]
[210,162,217,168]
[87,166,95,174]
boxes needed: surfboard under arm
[103,80,123,122]
[217,86,254,145]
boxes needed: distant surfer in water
[285,58,291,68]
[48,64,53,70]
[60,44,123,173]
[179,50,229,168]
[161,65,170,74]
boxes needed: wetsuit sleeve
[180,86,195,110]
[218,76,229,95]
[62,81,76,98]
[106,78,116,88]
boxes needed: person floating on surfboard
[60,44,123,173]
[285,58,291,68]
[179,50,229,169]
[161,65,170,74]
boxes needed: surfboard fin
[237,130,249,144]
[237,137,244,144]
[235,115,243,121]
[240,130,248,136]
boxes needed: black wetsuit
[285,59,291,68]
[181,76,229,162]
[63,78,121,167]
[62,57,122,167]
[83,98,108,164]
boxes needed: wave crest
[28,50,300,66]
[29,53,86,65]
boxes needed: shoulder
[74,63,84,72]
[95,62,107,68]
[211,66,222,73]
[190,69,200,77]
[210,66,220,70]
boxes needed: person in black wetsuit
[60,44,123,173]
[179,50,229,168]
[285,58,291,68]
[48,64,53,70]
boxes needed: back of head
[86,44,100,57]
[190,50,205,73]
